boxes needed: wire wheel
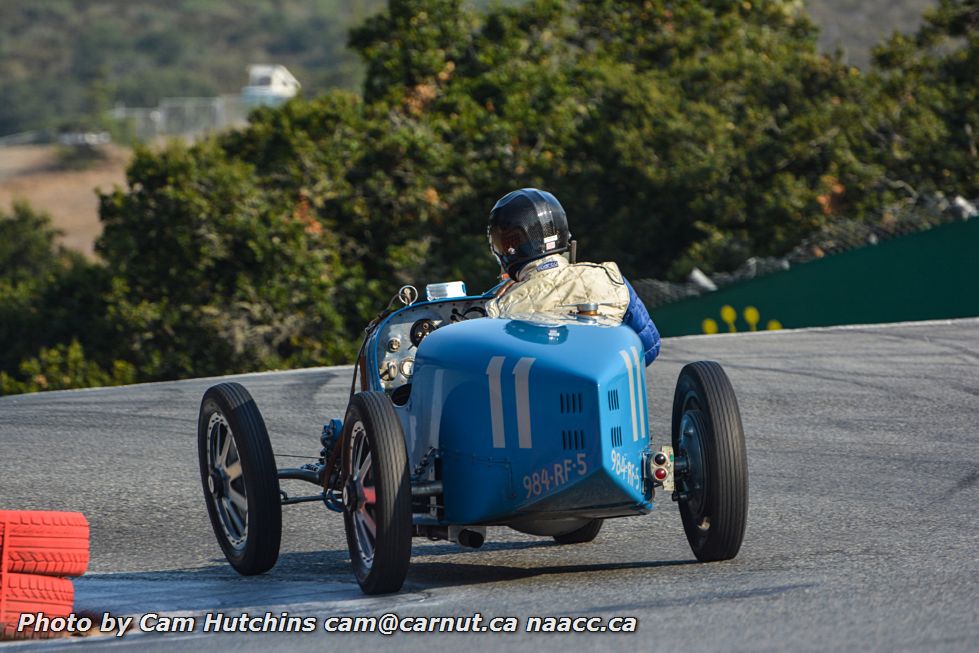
[198,382,281,575]
[342,392,411,595]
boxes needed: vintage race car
[197,282,748,594]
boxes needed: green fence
[650,218,979,336]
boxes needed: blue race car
[198,282,748,594]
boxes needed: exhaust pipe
[412,524,486,548]
[457,529,485,549]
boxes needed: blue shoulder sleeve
[622,279,661,366]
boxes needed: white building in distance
[241,64,301,109]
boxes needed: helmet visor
[488,225,529,259]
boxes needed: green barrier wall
[650,218,979,336]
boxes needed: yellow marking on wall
[720,305,737,332]
[700,306,783,334]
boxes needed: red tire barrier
[0,511,89,640]
[0,511,90,576]
[0,574,74,639]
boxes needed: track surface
[1,319,977,651]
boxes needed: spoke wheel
[342,391,411,595]
[671,361,748,562]
[198,382,281,575]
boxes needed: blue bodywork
[363,294,654,528]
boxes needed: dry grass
[0,145,130,258]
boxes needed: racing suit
[485,254,661,365]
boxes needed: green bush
[0,203,108,370]
[0,202,122,394]
[0,340,135,395]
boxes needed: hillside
[0,145,128,257]
[807,0,936,66]
[0,0,384,136]
[0,0,937,138]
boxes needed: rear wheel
[342,392,412,595]
[198,382,281,575]
[671,361,748,562]
[552,518,603,544]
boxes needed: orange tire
[0,511,90,577]
[0,573,74,640]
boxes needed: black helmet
[487,188,571,278]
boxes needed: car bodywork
[361,290,658,536]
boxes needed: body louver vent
[560,392,583,414]
[562,429,585,450]
[608,389,620,411]
[610,426,623,448]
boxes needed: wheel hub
[677,410,707,515]
[343,479,365,512]
[342,481,354,510]
[208,469,225,497]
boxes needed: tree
[0,202,124,393]
[0,201,69,285]
[101,0,911,348]
[97,141,351,380]
[867,0,978,201]
[342,0,885,278]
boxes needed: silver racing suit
[485,254,661,365]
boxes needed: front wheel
[672,361,748,562]
[342,391,412,595]
[198,382,281,575]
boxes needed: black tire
[671,361,747,562]
[552,519,604,544]
[341,391,412,595]
[198,382,281,575]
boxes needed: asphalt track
[1,318,977,652]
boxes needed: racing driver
[485,188,660,366]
